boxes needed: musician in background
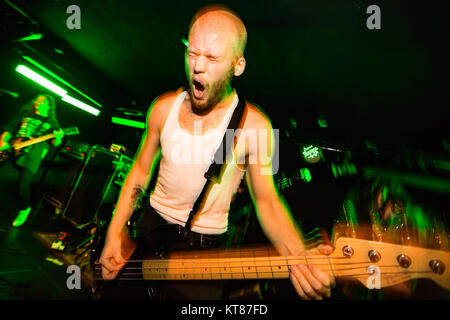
[335,178,449,299]
[0,94,64,227]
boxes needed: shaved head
[189,5,247,58]
[185,5,247,111]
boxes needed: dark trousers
[17,166,34,210]
[104,205,228,300]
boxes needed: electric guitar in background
[0,126,79,163]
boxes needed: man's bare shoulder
[242,101,273,130]
[149,89,182,116]
[147,88,184,127]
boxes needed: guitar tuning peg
[397,254,411,268]
[429,259,446,275]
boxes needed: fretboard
[141,254,338,280]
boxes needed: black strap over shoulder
[184,95,246,234]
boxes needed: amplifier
[38,142,87,210]
[62,145,120,227]
[39,144,133,227]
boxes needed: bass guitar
[91,219,450,295]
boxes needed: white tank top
[150,91,246,234]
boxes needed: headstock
[329,224,450,290]
[62,126,80,136]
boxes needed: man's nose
[193,56,206,73]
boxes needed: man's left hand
[289,244,336,300]
[53,129,64,140]
[52,129,64,147]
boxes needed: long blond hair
[21,94,58,124]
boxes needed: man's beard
[189,69,234,112]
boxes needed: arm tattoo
[131,184,145,209]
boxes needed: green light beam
[111,117,145,129]
[61,95,100,116]
[22,56,103,108]
[16,65,67,96]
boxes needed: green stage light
[111,117,145,129]
[61,95,100,116]
[318,118,328,128]
[302,145,321,163]
[22,56,103,108]
[331,163,338,178]
[16,65,67,96]
[14,33,43,42]
[16,64,101,116]
[299,168,311,183]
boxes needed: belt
[135,205,228,250]
[173,224,227,249]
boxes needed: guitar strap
[183,94,247,235]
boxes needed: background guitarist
[335,178,450,299]
[0,94,64,227]
[99,5,334,300]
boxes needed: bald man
[99,6,335,300]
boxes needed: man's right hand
[99,234,127,280]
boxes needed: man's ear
[234,56,246,77]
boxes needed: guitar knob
[397,254,411,268]
[368,250,381,262]
[342,245,354,257]
[429,259,445,274]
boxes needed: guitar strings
[94,255,360,264]
[93,261,380,271]
[91,269,436,281]
[92,256,441,280]
[92,263,426,277]
[91,247,449,280]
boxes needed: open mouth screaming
[192,79,206,99]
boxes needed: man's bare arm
[99,92,176,279]
[104,96,167,240]
[244,115,305,256]
[245,108,334,299]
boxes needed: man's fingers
[291,265,322,300]
[101,261,122,272]
[101,265,119,280]
[100,256,126,273]
[306,265,332,298]
[298,264,328,298]
[101,256,125,280]
[108,259,126,271]
[305,245,334,257]
[307,263,335,290]
[305,247,320,255]
[307,244,334,256]
[289,269,310,300]
[317,244,334,255]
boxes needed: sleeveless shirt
[150,91,246,234]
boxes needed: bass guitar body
[0,138,28,163]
